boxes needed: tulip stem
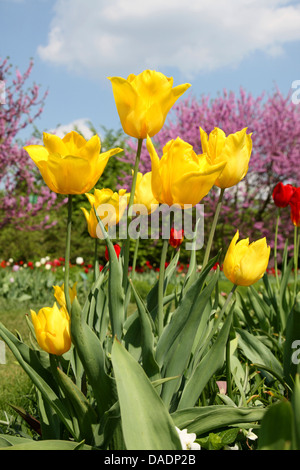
[64,195,72,314]
[202,188,225,269]
[157,212,174,337]
[122,138,143,293]
[294,225,299,299]
[158,238,169,338]
[94,238,99,281]
[274,209,280,290]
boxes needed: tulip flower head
[24,131,123,194]
[169,227,184,248]
[81,188,130,238]
[147,136,226,208]
[31,303,71,355]
[272,182,295,208]
[199,127,252,189]
[53,283,77,309]
[133,171,159,215]
[289,187,300,227]
[223,231,270,287]
[108,70,191,139]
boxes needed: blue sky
[1,0,300,142]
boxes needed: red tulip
[105,244,121,261]
[272,182,295,208]
[289,187,300,227]
[169,228,184,248]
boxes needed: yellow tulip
[30,303,71,355]
[199,127,252,189]
[133,171,159,214]
[53,283,77,309]
[108,70,191,139]
[146,136,226,208]
[223,231,270,287]
[23,131,123,194]
[81,188,130,238]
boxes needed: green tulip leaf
[111,338,182,450]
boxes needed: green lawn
[0,299,37,426]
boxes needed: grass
[0,299,37,425]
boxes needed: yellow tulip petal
[43,132,68,156]
[146,136,164,203]
[23,144,49,167]
[62,131,87,155]
[46,154,94,194]
[79,134,101,160]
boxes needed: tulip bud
[289,187,300,226]
[30,303,71,355]
[169,228,184,248]
[223,231,270,286]
[272,182,295,208]
[108,70,191,139]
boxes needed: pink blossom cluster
[120,88,300,258]
[0,57,63,230]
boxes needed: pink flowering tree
[120,88,300,262]
[0,57,63,230]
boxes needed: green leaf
[292,373,300,449]
[159,271,219,408]
[111,339,182,450]
[258,400,294,450]
[146,249,181,323]
[55,367,99,445]
[129,279,160,381]
[70,297,116,418]
[236,328,283,383]
[0,438,94,450]
[283,296,300,388]
[155,255,219,367]
[177,310,233,410]
[172,405,266,436]
[94,209,125,340]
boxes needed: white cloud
[37,0,300,80]
[50,118,94,139]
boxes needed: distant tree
[121,88,300,261]
[0,57,63,231]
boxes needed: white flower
[8,258,13,263]
[224,443,239,450]
[45,263,51,270]
[40,257,47,264]
[35,261,41,268]
[76,257,84,265]
[175,427,201,450]
[245,428,258,441]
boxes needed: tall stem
[158,239,169,338]
[202,188,225,269]
[94,237,99,281]
[274,209,280,289]
[64,195,72,314]
[157,212,174,337]
[294,225,299,300]
[122,138,143,291]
